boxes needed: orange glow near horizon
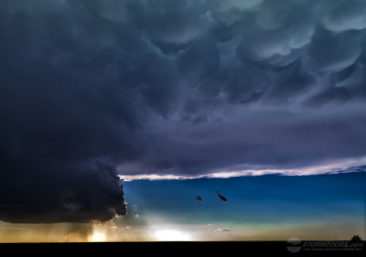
[0,218,363,243]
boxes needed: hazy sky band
[0,171,365,241]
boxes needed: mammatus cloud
[322,0,366,32]
[1,0,366,222]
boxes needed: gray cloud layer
[1,0,366,222]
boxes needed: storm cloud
[1,0,366,222]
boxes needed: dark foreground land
[0,241,364,256]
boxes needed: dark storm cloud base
[1,0,366,223]
[0,161,126,223]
